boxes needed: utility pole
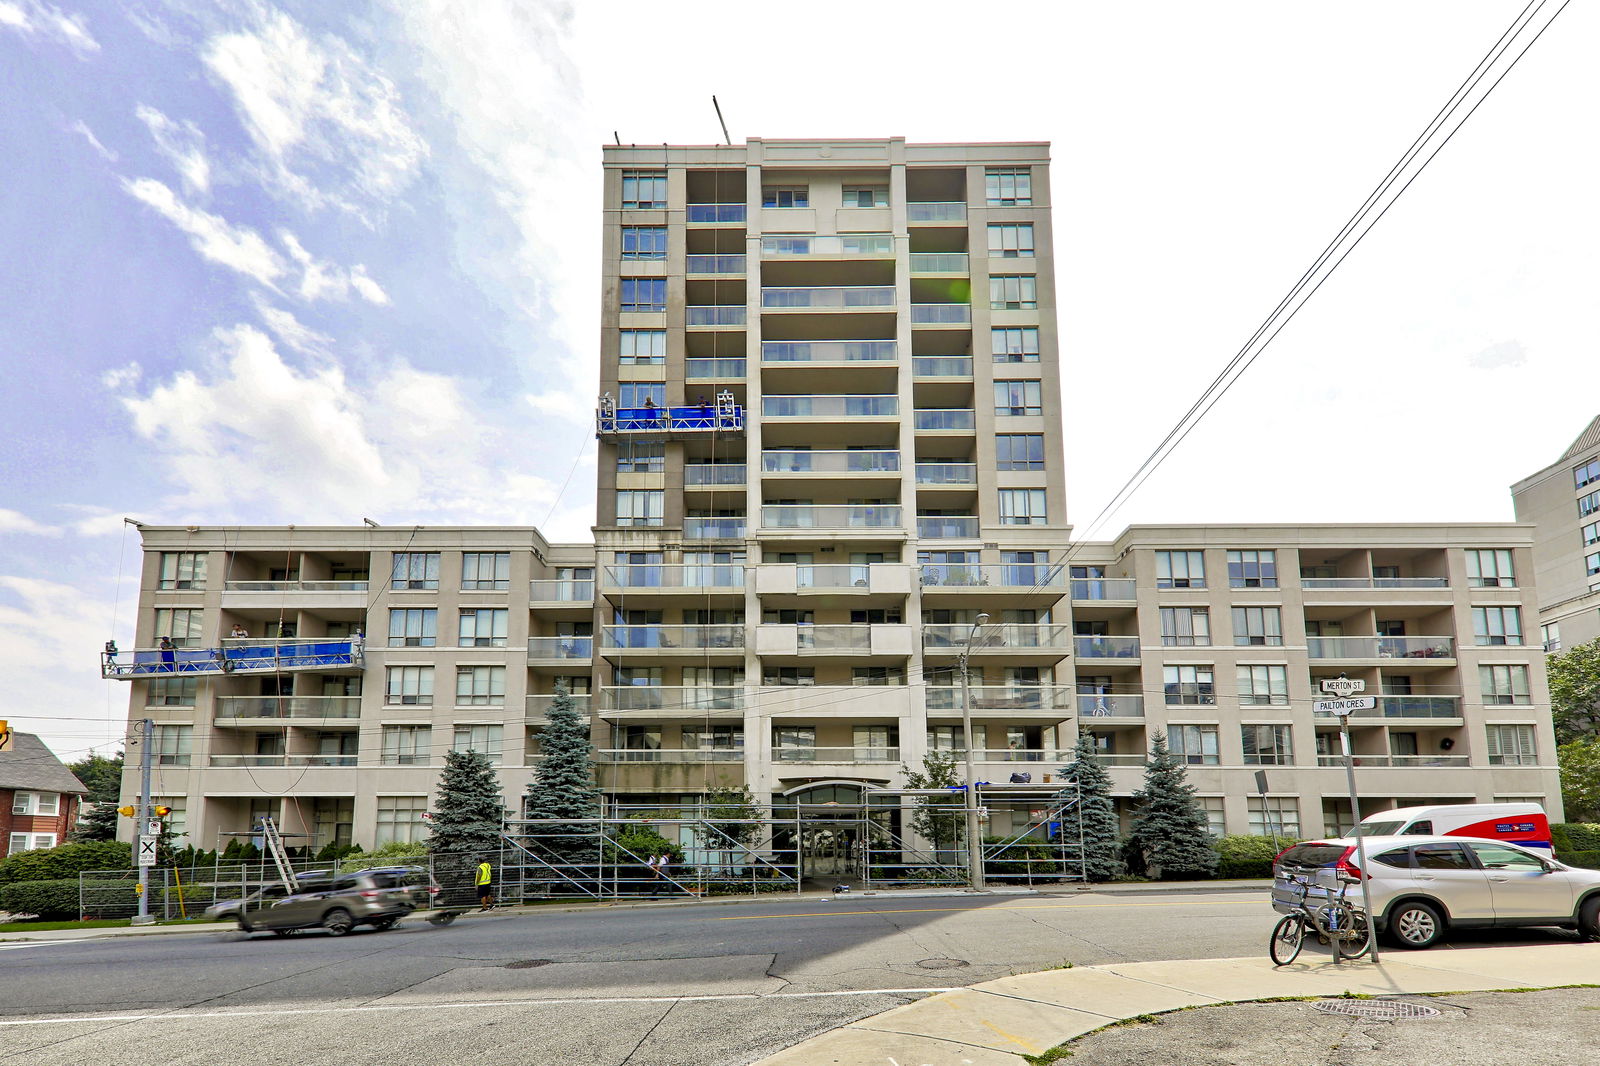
[960,614,989,891]
[133,717,156,925]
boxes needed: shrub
[983,836,1062,883]
[0,840,132,885]
[0,878,138,920]
[1557,850,1600,870]
[1551,823,1600,852]
[340,841,426,873]
[1212,835,1300,879]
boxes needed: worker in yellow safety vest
[476,861,494,910]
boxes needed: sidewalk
[752,941,1600,1065]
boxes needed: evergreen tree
[522,680,600,866]
[73,802,120,842]
[900,751,964,857]
[428,748,507,855]
[1055,733,1124,882]
[1126,731,1218,880]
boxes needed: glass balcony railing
[223,580,369,593]
[600,748,745,763]
[683,517,746,539]
[685,254,746,273]
[1315,755,1471,768]
[1073,635,1143,659]
[601,625,744,650]
[910,304,972,324]
[925,685,1072,711]
[914,408,975,431]
[526,693,593,719]
[602,685,745,712]
[912,356,973,377]
[528,636,593,660]
[907,202,967,223]
[919,564,1065,589]
[1312,696,1462,719]
[214,696,362,720]
[529,579,594,602]
[761,234,894,256]
[761,340,897,363]
[762,449,900,474]
[686,357,746,378]
[915,463,978,486]
[797,625,873,652]
[763,505,902,529]
[1307,636,1455,659]
[1301,577,1450,589]
[923,623,1072,651]
[1070,577,1138,601]
[602,564,746,589]
[685,305,747,326]
[773,746,900,763]
[795,564,873,588]
[909,252,969,272]
[762,395,898,418]
[684,463,747,486]
[1076,693,1146,718]
[762,286,896,309]
[686,204,746,224]
[917,516,978,538]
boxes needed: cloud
[201,7,426,219]
[1468,339,1527,370]
[0,574,128,758]
[0,0,99,57]
[0,508,61,536]
[251,295,331,354]
[135,104,212,195]
[67,119,118,162]
[278,230,389,305]
[121,176,286,287]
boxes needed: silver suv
[1274,835,1600,949]
[213,866,438,937]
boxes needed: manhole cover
[503,959,554,970]
[916,958,969,970]
[1313,999,1441,1021]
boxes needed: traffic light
[118,805,136,817]
[153,805,171,818]
[0,720,10,753]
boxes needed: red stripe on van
[1446,813,1552,847]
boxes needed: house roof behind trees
[0,733,90,795]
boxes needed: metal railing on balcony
[911,356,973,377]
[602,564,746,589]
[762,394,898,418]
[1076,693,1146,718]
[601,625,744,650]
[529,579,594,602]
[762,340,897,363]
[762,450,899,474]
[773,746,900,763]
[208,755,359,768]
[761,234,894,256]
[685,254,746,273]
[599,748,745,763]
[528,636,593,660]
[602,685,745,712]
[686,204,746,224]
[925,685,1072,711]
[1307,636,1455,659]
[914,408,975,430]
[686,357,746,378]
[909,252,969,272]
[1073,635,1143,659]
[910,304,972,324]
[972,748,1069,763]
[924,624,1072,651]
[795,564,874,588]
[915,463,978,486]
[214,696,363,720]
[917,516,978,539]
[1312,696,1462,719]
[797,625,874,652]
[1070,577,1138,601]
[684,517,746,539]
[1301,577,1451,590]
[223,580,369,593]
[684,464,747,487]
[763,505,902,529]
[906,202,967,223]
[685,305,747,327]
[762,286,895,309]
[526,693,593,718]
[919,564,1066,589]
[1315,755,1471,768]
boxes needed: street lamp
[960,612,990,890]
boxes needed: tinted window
[1277,844,1348,868]
[369,871,405,889]
[1404,820,1433,835]
[1371,848,1412,869]
[1361,820,1406,836]
[1466,843,1546,871]
[1413,843,1472,870]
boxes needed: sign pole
[1321,675,1378,964]
[133,717,156,925]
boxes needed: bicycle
[1269,870,1372,965]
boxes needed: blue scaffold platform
[101,639,365,679]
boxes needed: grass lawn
[0,917,205,932]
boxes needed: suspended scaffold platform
[100,638,365,680]
[596,390,744,438]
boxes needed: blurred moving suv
[1273,835,1600,949]
[205,866,439,937]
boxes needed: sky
[1,1,1595,763]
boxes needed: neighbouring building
[1512,414,1600,654]
[1,732,88,858]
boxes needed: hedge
[0,878,141,920]
[1213,835,1300,879]
[1557,850,1600,870]
[1551,823,1600,853]
[0,840,132,885]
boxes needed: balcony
[923,624,1073,653]
[207,755,359,768]
[757,624,914,659]
[600,624,744,652]
[773,747,900,764]
[917,516,979,539]
[762,340,897,363]
[599,748,745,763]
[1076,693,1146,718]
[907,202,967,223]
[595,394,744,436]
[910,304,972,325]
[685,305,746,327]
[525,693,593,721]
[1307,636,1455,660]
[762,449,900,475]
[912,356,973,378]
[909,252,969,273]
[762,504,903,530]
[529,579,593,604]
[601,685,745,713]
[1073,635,1143,659]
[925,685,1074,712]
[684,517,746,540]
[686,254,746,274]
[214,696,362,722]
[761,286,895,310]
[1070,577,1138,602]
[761,234,894,257]
[528,636,593,663]
[684,463,747,487]
[1315,755,1471,768]
[223,580,369,593]
[915,463,978,486]
[1301,577,1450,590]
[919,564,1066,591]
[1312,696,1463,720]
[686,204,746,224]
[601,564,746,591]
[914,408,975,431]
[756,563,912,597]
[761,394,898,418]
[686,357,746,378]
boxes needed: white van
[1356,803,1551,850]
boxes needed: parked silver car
[207,866,437,937]
[1273,835,1600,949]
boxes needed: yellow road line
[718,899,1261,921]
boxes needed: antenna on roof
[712,95,731,146]
[613,131,621,146]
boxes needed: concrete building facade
[1512,414,1600,653]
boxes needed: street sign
[146,821,161,837]
[137,837,158,867]
[1314,697,1377,716]
[1319,677,1366,697]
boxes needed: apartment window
[1583,522,1600,547]
[157,551,207,590]
[1486,724,1537,766]
[1169,724,1219,764]
[153,608,204,648]
[987,222,1035,258]
[619,329,667,364]
[1465,549,1514,587]
[1242,724,1293,765]
[998,489,1047,526]
[991,326,1040,363]
[1581,491,1600,518]
[10,791,60,816]
[763,666,815,686]
[989,275,1037,310]
[1156,550,1205,588]
[1479,664,1530,705]
[387,608,437,647]
[616,440,666,473]
[153,725,192,766]
[1237,665,1289,706]
[1248,796,1301,836]
[852,667,904,686]
[461,552,510,590]
[1576,458,1600,489]
[1164,665,1215,705]
[146,678,197,706]
[994,380,1043,416]
[459,608,509,647]
[618,382,665,410]
[621,225,666,259]
[152,796,187,842]
[684,726,744,752]
[1542,622,1561,653]
[996,434,1045,471]
[762,185,809,207]
[620,277,666,313]
[381,725,431,765]
[391,552,440,590]
[452,724,503,764]
[1232,606,1283,646]
[1472,606,1523,646]
[842,185,888,207]
[985,167,1032,205]
[1227,550,1277,588]
[621,169,666,209]
[1160,607,1210,647]
[616,490,665,527]
[7,832,57,853]
[385,666,434,705]
[1200,797,1226,837]
[375,796,427,846]
[1589,551,1600,578]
